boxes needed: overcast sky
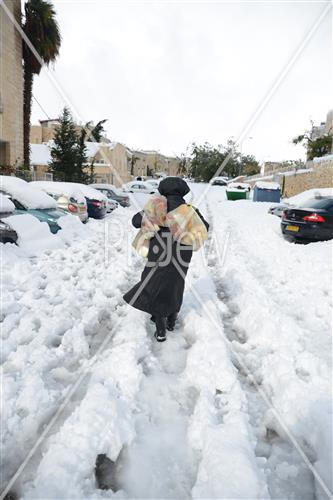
[31,0,332,162]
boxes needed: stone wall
[247,160,333,197]
[0,0,23,166]
[282,161,333,198]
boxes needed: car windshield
[298,197,333,210]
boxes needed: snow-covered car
[90,183,130,207]
[0,193,18,244]
[281,196,333,242]
[69,183,107,218]
[30,181,89,223]
[0,176,67,234]
[268,203,291,217]
[106,198,118,212]
[145,179,160,190]
[122,181,157,194]
[211,176,228,186]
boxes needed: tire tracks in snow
[204,200,317,500]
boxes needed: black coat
[123,195,209,317]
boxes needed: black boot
[154,316,167,342]
[167,312,178,331]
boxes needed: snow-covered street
[2,184,332,499]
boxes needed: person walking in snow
[123,177,209,342]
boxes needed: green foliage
[23,0,61,166]
[241,154,260,176]
[177,154,189,176]
[188,141,260,181]
[48,107,89,183]
[86,119,108,143]
[23,0,61,75]
[292,127,333,160]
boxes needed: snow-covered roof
[85,142,101,158]
[255,181,280,190]
[30,181,86,204]
[30,144,52,165]
[0,176,57,209]
[0,193,15,213]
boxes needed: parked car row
[0,176,132,245]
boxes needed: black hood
[158,177,190,197]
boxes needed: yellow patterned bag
[132,195,208,257]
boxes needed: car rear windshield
[298,197,333,210]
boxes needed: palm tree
[23,0,61,166]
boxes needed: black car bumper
[281,221,333,241]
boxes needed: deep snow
[1,184,332,499]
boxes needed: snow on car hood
[30,181,87,205]
[0,176,57,209]
[69,183,107,201]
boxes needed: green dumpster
[226,182,251,201]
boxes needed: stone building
[30,119,61,144]
[0,0,24,166]
[310,109,333,152]
[86,142,131,186]
[30,140,132,187]
[130,150,179,178]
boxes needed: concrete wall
[0,0,23,166]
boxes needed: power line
[32,94,51,120]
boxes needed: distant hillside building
[0,0,24,166]
[310,110,333,150]
[131,150,179,178]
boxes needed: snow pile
[2,182,332,499]
[4,214,63,254]
[286,187,333,205]
[1,209,148,498]
[0,193,15,213]
[204,185,332,498]
[255,181,280,190]
[2,212,89,256]
[0,176,57,209]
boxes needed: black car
[281,196,333,242]
[90,184,130,207]
[0,218,18,244]
[85,197,107,219]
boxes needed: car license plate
[286,225,299,232]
